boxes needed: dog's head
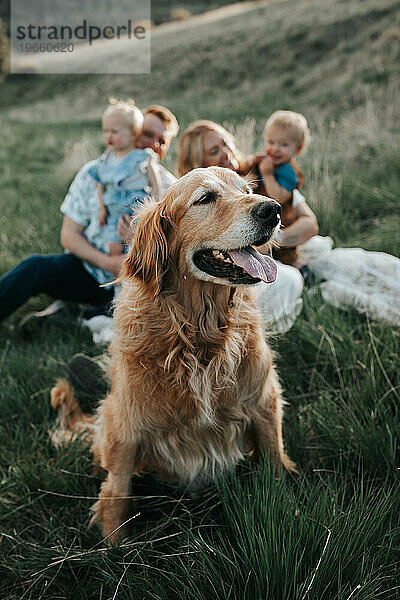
[123,166,280,297]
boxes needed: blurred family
[1,99,399,332]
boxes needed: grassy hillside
[0,0,251,30]
[1,0,399,118]
[0,0,399,598]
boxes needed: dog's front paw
[90,489,131,544]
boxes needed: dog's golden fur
[51,166,295,543]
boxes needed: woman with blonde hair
[178,120,242,176]
[177,120,318,332]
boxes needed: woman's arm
[279,201,319,247]
[60,215,124,276]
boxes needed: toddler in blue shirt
[88,98,161,256]
[256,110,310,202]
[251,110,311,268]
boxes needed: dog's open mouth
[193,246,277,285]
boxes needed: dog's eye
[193,191,217,206]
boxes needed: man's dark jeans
[0,253,113,322]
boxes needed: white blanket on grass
[298,236,400,326]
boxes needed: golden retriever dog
[51,166,296,543]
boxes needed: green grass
[1,0,400,598]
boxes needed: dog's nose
[251,201,281,227]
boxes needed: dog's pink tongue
[228,246,277,284]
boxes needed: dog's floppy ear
[122,199,171,297]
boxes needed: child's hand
[258,156,275,178]
[240,154,265,174]
[99,206,108,227]
[249,153,266,167]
